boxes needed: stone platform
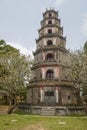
[18,105,85,116]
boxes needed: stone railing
[29,78,59,83]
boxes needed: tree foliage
[84,41,87,53]
[0,40,32,107]
[69,43,87,104]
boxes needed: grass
[0,114,87,130]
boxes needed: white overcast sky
[0,0,87,55]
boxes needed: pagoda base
[18,105,85,116]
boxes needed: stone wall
[27,87,40,105]
[27,86,77,106]
[61,87,77,105]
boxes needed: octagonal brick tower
[27,9,77,106]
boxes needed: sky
[0,0,87,55]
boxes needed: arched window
[40,73,42,79]
[48,20,52,25]
[48,29,52,34]
[49,13,52,17]
[46,53,54,60]
[47,40,53,46]
[46,70,54,79]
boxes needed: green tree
[82,42,87,104]
[0,40,32,108]
[84,41,87,53]
[70,46,87,105]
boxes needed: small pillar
[56,87,59,103]
[42,68,45,79]
[40,86,44,102]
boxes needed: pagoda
[27,9,77,107]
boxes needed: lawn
[0,114,87,130]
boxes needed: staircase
[41,107,55,116]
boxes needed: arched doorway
[46,53,54,60]
[44,87,56,106]
[48,20,52,25]
[46,70,54,79]
[48,29,52,34]
[47,40,53,46]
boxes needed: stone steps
[41,107,55,116]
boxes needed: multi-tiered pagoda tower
[27,9,77,106]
